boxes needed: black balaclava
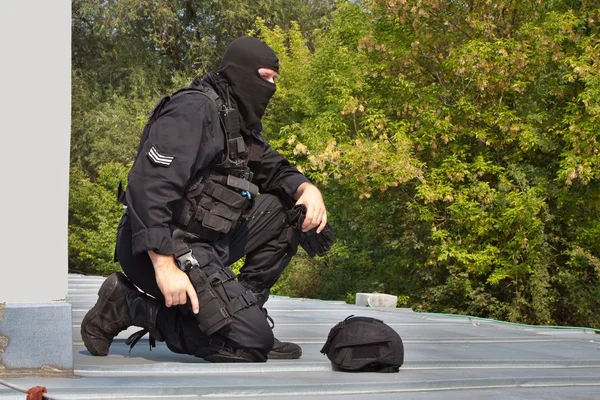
[218,36,279,130]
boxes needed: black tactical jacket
[125,81,310,256]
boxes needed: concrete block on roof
[0,302,73,373]
[355,293,398,308]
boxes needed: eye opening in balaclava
[218,36,279,130]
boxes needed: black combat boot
[254,289,302,359]
[199,337,268,363]
[269,337,302,359]
[81,272,163,356]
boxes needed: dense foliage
[70,0,600,329]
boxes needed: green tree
[69,0,600,329]
[69,163,129,275]
[259,0,600,328]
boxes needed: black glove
[286,204,335,257]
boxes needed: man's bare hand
[293,182,327,233]
[148,251,199,314]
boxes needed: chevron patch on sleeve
[147,146,175,167]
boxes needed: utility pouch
[174,172,255,240]
[204,181,248,209]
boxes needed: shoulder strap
[171,86,239,141]
[171,86,225,111]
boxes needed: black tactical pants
[116,193,298,360]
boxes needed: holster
[173,230,257,336]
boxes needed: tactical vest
[135,83,264,241]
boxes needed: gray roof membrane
[1,273,600,399]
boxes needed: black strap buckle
[241,290,257,306]
[220,308,230,318]
[226,175,259,197]
[210,268,236,286]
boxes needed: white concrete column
[0,0,72,372]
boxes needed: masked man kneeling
[80,36,334,362]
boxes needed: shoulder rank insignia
[147,145,174,167]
